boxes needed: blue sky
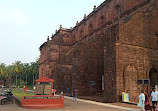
[0,0,104,65]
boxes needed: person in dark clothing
[144,90,152,111]
[72,89,78,102]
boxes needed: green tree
[29,58,39,86]
[13,61,21,87]
[0,58,39,87]
[23,63,30,85]
[0,63,6,86]
[19,63,24,86]
[0,63,6,79]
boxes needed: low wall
[14,96,21,107]
[21,95,64,109]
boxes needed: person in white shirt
[61,91,63,95]
[138,90,145,111]
[151,88,158,111]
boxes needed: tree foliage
[0,58,39,87]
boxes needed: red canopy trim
[35,77,54,82]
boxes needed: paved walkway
[64,96,141,111]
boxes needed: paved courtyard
[0,97,142,111]
[0,99,141,111]
[0,88,141,111]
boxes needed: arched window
[123,65,138,101]
[115,4,122,16]
[88,23,93,33]
[149,67,158,87]
[99,15,105,25]
[80,30,83,37]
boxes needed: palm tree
[23,63,30,85]
[0,67,4,77]
[30,58,39,86]
[9,65,16,85]
[13,61,21,87]
[30,62,36,86]
[0,63,5,78]
[6,65,15,86]
[0,58,39,87]
[0,63,6,86]
[19,63,24,86]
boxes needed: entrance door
[149,67,158,87]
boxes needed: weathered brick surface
[117,4,158,102]
[39,0,158,102]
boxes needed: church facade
[39,0,158,102]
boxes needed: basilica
[39,0,158,102]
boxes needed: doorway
[149,67,158,88]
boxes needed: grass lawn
[12,89,34,99]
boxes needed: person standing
[151,88,158,111]
[52,89,56,96]
[72,88,78,102]
[61,91,63,95]
[138,90,145,111]
[66,88,69,96]
[144,90,152,111]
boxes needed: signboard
[137,80,143,84]
[144,80,150,84]
[89,81,96,86]
[24,96,61,99]
[137,79,150,85]
[36,82,52,95]
[44,85,52,95]
[36,84,44,95]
